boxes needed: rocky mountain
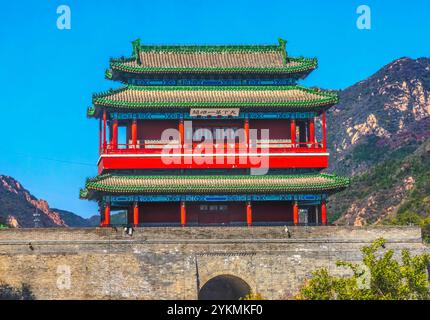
[0,175,96,228]
[329,139,430,226]
[326,57,430,227]
[327,57,430,175]
[51,208,98,228]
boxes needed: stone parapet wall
[0,226,427,300]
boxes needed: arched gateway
[198,275,251,300]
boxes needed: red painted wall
[134,201,297,225]
[249,119,291,139]
[190,119,245,143]
[227,202,247,222]
[252,201,293,222]
[187,202,246,224]
[137,202,248,225]
[139,202,180,223]
[138,120,179,141]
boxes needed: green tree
[297,238,430,300]
[240,292,265,300]
[0,217,8,229]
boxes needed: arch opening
[198,275,251,300]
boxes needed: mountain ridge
[0,175,96,227]
[326,56,430,226]
[327,56,430,176]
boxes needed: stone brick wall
[0,226,428,299]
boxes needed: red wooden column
[133,202,139,226]
[103,202,111,226]
[180,201,186,226]
[102,110,107,151]
[246,201,252,226]
[179,119,184,149]
[244,118,250,148]
[321,201,327,225]
[322,112,327,151]
[131,119,138,147]
[309,117,315,147]
[112,119,118,149]
[290,119,296,147]
[293,201,299,225]
[99,118,102,154]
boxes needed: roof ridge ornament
[278,38,287,49]
[278,38,288,64]
[105,69,112,80]
[131,38,141,64]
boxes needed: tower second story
[87,39,338,174]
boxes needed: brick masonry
[0,226,428,299]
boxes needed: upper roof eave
[106,38,317,78]
[108,57,318,75]
[87,85,339,118]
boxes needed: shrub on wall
[296,238,430,300]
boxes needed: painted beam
[110,111,318,120]
[105,194,327,203]
[127,79,297,86]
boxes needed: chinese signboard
[190,108,240,117]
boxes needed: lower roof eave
[81,189,347,203]
[81,173,350,201]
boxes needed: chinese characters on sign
[190,108,240,117]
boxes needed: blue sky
[0,0,429,218]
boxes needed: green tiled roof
[108,38,317,75]
[110,57,317,75]
[91,85,338,112]
[81,173,350,199]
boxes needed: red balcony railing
[101,139,326,155]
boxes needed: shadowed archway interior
[198,275,251,300]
